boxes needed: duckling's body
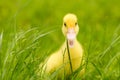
[39,13,84,79]
[45,39,83,75]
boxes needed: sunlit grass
[0,24,119,80]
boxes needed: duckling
[40,13,84,79]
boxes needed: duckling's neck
[64,38,83,59]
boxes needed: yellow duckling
[40,13,84,79]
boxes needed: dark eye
[75,22,77,26]
[64,23,67,27]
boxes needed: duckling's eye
[75,22,77,26]
[64,23,67,27]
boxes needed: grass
[0,0,120,80]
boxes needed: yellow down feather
[38,13,85,79]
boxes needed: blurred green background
[0,0,120,80]
[0,0,120,30]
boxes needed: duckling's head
[62,13,79,48]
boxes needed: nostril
[68,28,75,33]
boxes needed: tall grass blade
[0,31,3,49]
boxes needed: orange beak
[67,28,76,48]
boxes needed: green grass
[0,0,120,80]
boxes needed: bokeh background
[1,0,120,30]
[0,0,120,80]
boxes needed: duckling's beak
[67,28,76,48]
